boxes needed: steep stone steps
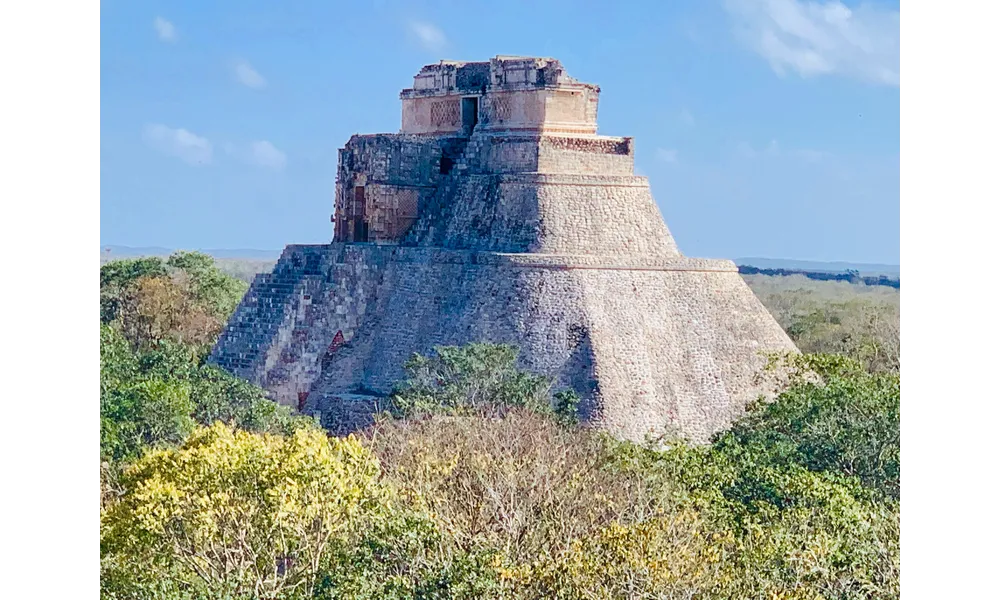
[209,246,330,380]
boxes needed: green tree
[100,325,195,462]
[315,513,498,600]
[100,252,248,351]
[725,353,900,499]
[100,257,168,323]
[100,378,195,464]
[188,364,312,437]
[391,343,565,418]
[167,251,248,320]
[601,352,900,599]
[99,323,312,463]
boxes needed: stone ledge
[465,173,649,187]
[476,132,627,143]
[494,254,737,272]
[382,247,736,272]
[279,245,732,273]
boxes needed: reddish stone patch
[328,330,345,353]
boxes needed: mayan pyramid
[210,56,798,444]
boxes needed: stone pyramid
[210,56,798,444]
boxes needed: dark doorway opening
[461,97,478,134]
[353,186,369,242]
[353,219,368,242]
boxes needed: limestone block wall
[490,56,552,86]
[410,62,464,92]
[404,173,680,257]
[491,56,581,86]
[403,61,490,96]
[478,89,545,131]
[405,175,537,251]
[452,134,634,176]
[531,175,680,256]
[456,62,492,90]
[535,135,633,175]
[584,88,599,124]
[292,247,796,443]
[400,96,464,135]
[261,247,394,407]
[463,136,541,174]
[570,267,797,442]
[541,87,600,134]
[357,255,598,394]
[544,89,588,124]
[362,184,422,240]
[334,134,467,243]
[214,241,798,443]
[304,248,602,423]
[400,80,599,136]
[477,88,598,135]
[336,134,453,188]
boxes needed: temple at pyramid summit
[209,56,798,444]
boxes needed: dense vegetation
[737,265,900,289]
[99,252,310,463]
[744,273,900,373]
[100,253,899,599]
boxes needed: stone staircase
[402,134,489,246]
[209,246,328,382]
[451,134,489,174]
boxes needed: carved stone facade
[210,56,798,444]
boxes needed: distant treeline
[738,265,900,289]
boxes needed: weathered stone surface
[209,56,798,444]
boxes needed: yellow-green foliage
[493,511,726,599]
[101,424,387,600]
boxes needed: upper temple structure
[209,56,798,444]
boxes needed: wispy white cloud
[153,16,176,42]
[407,20,447,52]
[723,0,899,86]
[142,124,212,166]
[224,140,288,171]
[234,60,266,89]
[248,141,287,170]
[656,148,679,163]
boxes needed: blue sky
[100,0,899,264]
